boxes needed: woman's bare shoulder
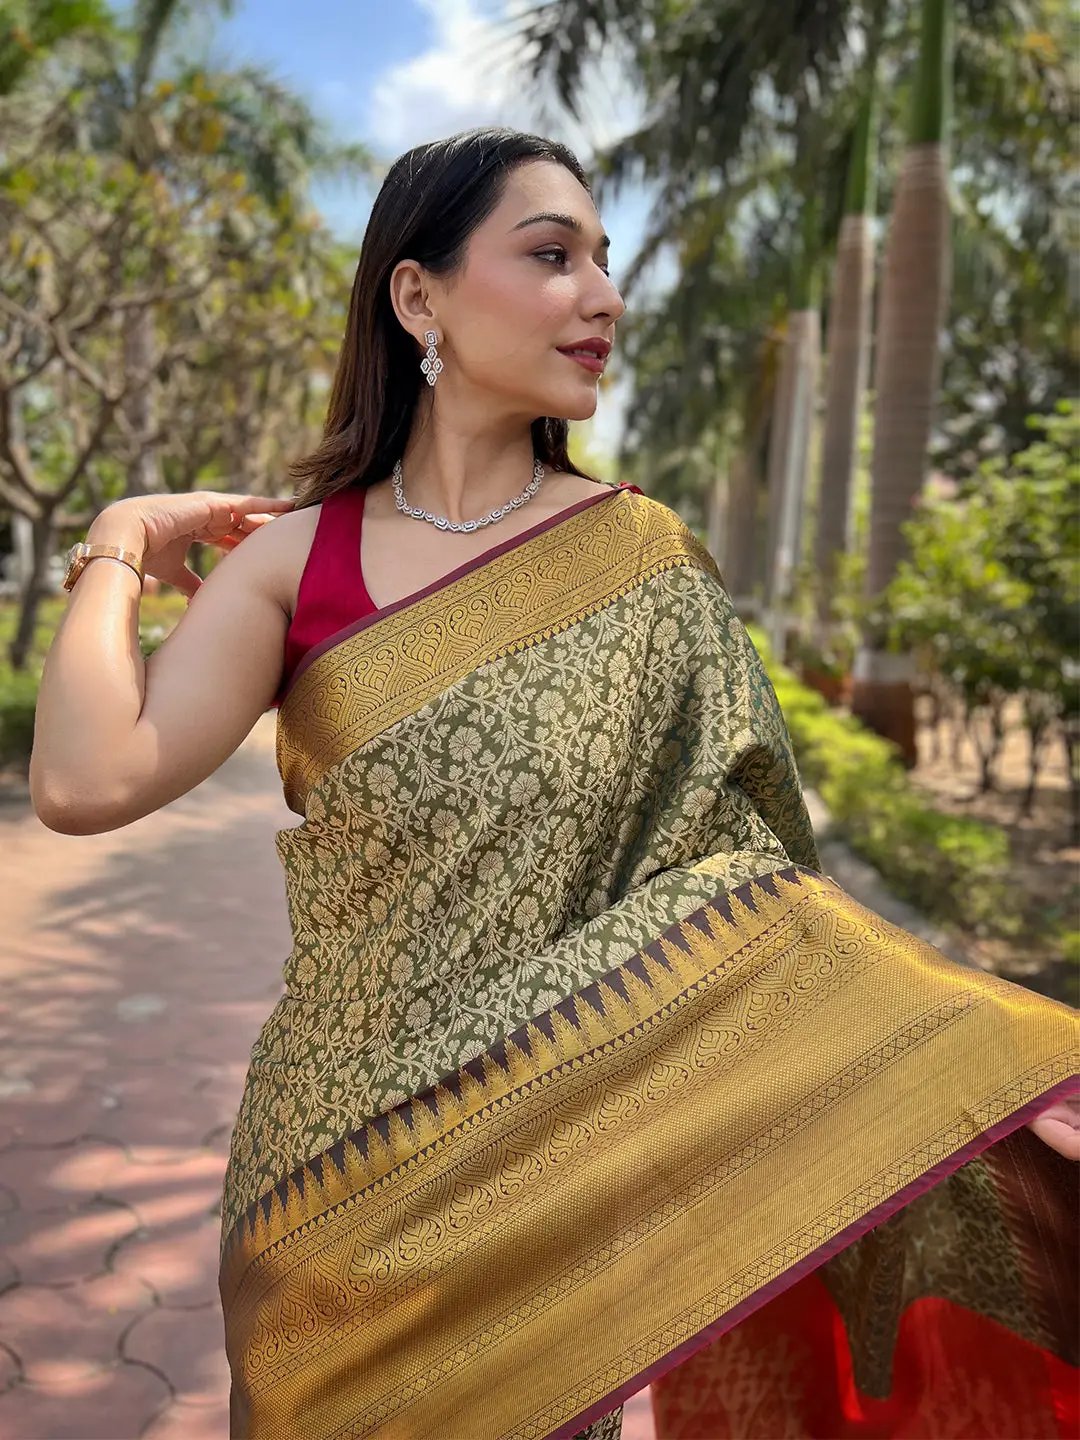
[237,502,322,622]
[548,471,622,502]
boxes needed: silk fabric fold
[220,485,1078,1439]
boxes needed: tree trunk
[861,140,951,600]
[738,350,774,611]
[767,307,820,659]
[123,306,162,497]
[721,448,759,610]
[9,512,57,672]
[10,512,35,592]
[815,182,876,634]
[763,319,795,609]
[1063,720,1080,846]
[851,0,953,765]
[706,466,725,572]
[781,309,820,589]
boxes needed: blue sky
[193,0,665,452]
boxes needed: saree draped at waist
[219,486,1080,1440]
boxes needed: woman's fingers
[1026,1096,1080,1161]
[1027,1114,1080,1161]
[209,511,283,548]
[213,512,283,544]
[156,563,203,598]
[225,495,296,513]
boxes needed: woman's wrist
[85,505,148,557]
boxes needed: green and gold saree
[220,484,1078,1439]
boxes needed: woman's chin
[550,387,600,422]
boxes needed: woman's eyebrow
[510,211,610,251]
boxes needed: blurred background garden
[1,0,1076,1008]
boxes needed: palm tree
[611,172,799,587]
[718,336,775,611]
[513,0,875,626]
[762,109,826,659]
[813,42,881,643]
[512,0,1028,688]
[849,0,953,763]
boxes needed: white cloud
[365,0,640,166]
[365,0,516,153]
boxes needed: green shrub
[0,590,188,765]
[750,625,1015,936]
[1057,928,1080,1006]
[0,666,39,769]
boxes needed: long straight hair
[288,128,602,509]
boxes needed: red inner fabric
[648,1267,1080,1439]
[273,480,645,707]
[275,485,368,707]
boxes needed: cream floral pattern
[221,534,820,1440]
[223,564,815,1212]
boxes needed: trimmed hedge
[748,625,1018,938]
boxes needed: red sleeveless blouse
[273,480,645,708]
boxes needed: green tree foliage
[751,623,1015,936]
[0,0,112,95]
[882,401,1079,817]
[938,11,1076,476]
[0,7,365,667]
[513,0,1074,590]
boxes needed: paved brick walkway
[0,717,657,1439]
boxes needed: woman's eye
[534,248,612,278]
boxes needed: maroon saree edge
[544,1074,1080,1440]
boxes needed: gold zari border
[220,867,1079,1440]
[275,492,715,814]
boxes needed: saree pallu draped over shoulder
[219,485,1079,1440]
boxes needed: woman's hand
[1025,1093,1080,1160]
[87,491,296,599]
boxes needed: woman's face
[398,159,625,423]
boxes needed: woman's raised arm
[30,491,295,835]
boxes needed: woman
[32,127,1077,1440]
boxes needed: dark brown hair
[288,126,602,509]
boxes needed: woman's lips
[557,349,606,374]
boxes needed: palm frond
[131,0,234,100]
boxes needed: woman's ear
[389,259,437,347]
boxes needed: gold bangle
[64,541,145,592]
[83,553,144,586]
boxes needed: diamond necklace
[391,456,546,533]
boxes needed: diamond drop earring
[420,329,443,387]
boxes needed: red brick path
[0,717,657,1439]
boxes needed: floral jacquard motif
[220,546,819,1440]
[221,557,820,1258]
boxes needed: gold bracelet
[84,553,144,585]
[63,541,145,592]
